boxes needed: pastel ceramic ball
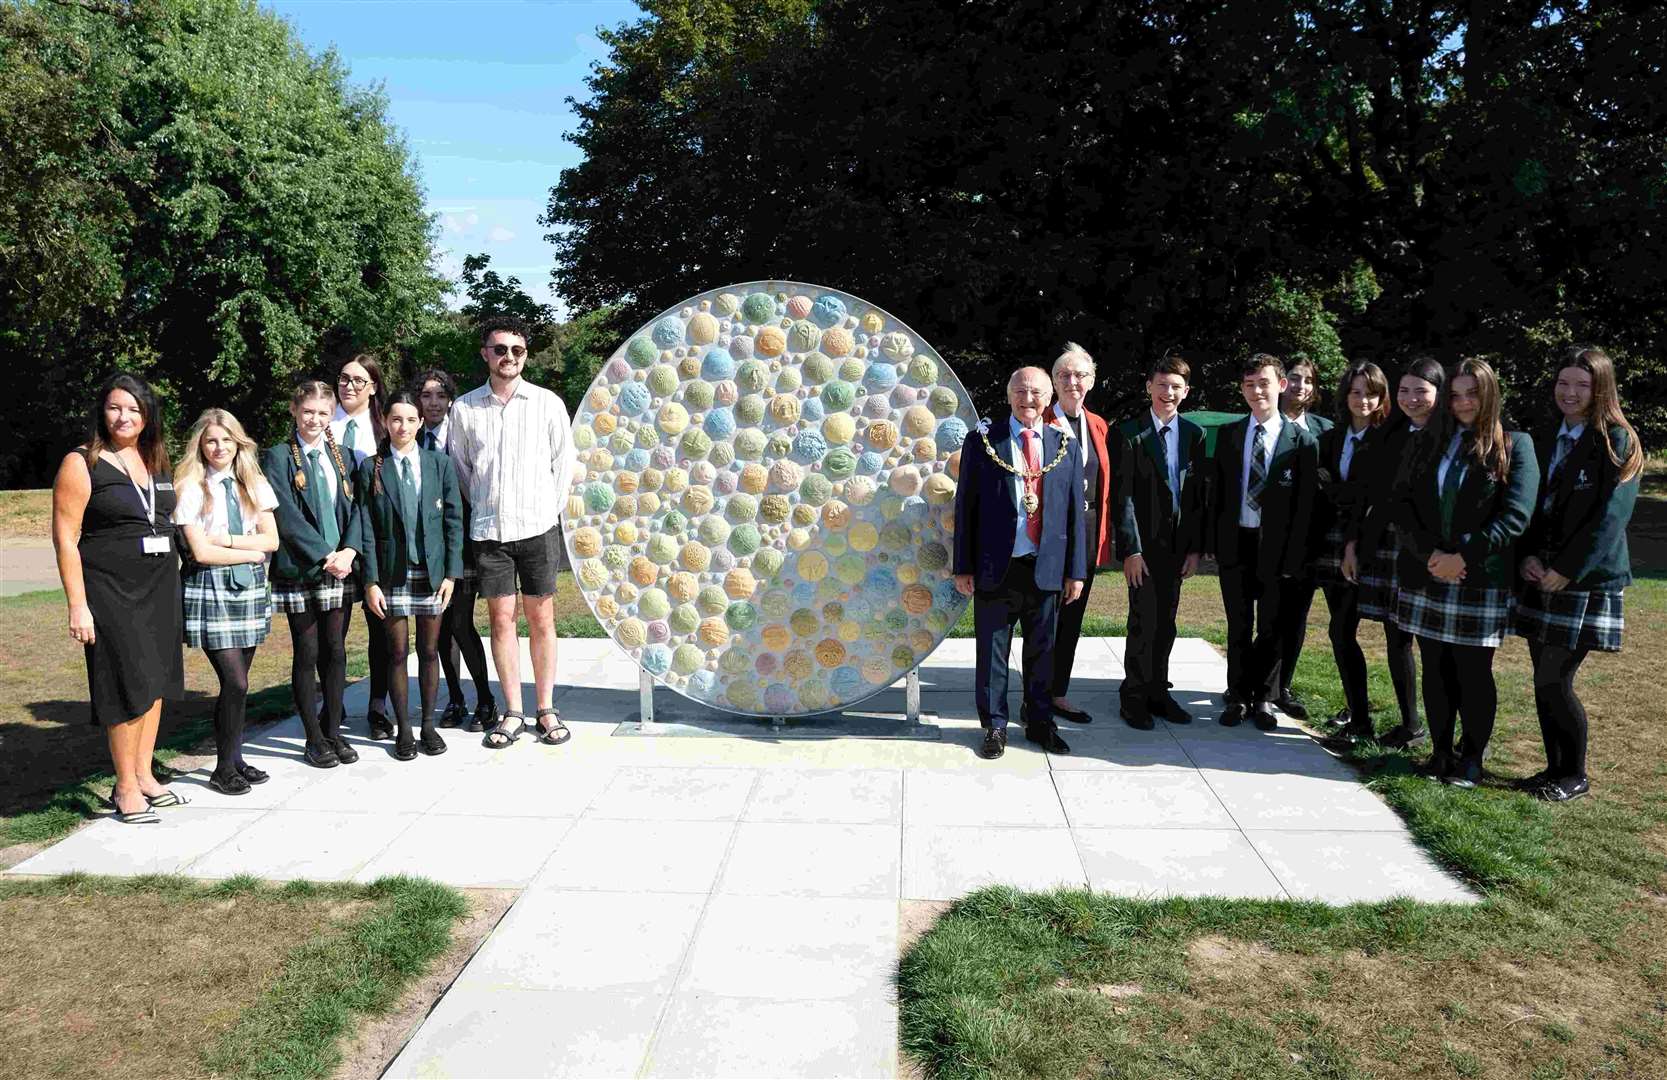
[753,547,784,577]
[577,559,609,590]
[700,347,736,381]
[907,355,939,385]
[917,541,950,571]
[735,395,766,426]
[696,585,729,616]
[755,653,778,676]
[792,431,827,463]
[788,321,820,352]
[727,681,760,709]
[822,413,856,444]
[799,473,834,506]
[663,467,688,492]
[647,619,670,643]
[822,447,857,478]
[647,534,679,566]
[703,407,736,440]
[616,618,646,648]
[799,397,825,423]
[641,645,670,675]
[935,417,969,453]
[709,442,735,469]
[714,292,740,317]
[729,335,754,360]
[725,601,758,630]
[786,295,812,319]
[656,402,689,437]
[929,386,960,417]
[648,364,680,396]
[571,527,602,558]
[724,567,757,600]
[583,482,615,514]
[742,292,776,324]
[814,638,847,668]
[839,357,866,382]
[791,502,819,527]
[627,337,659,368]
[761,624,791,650]
[902,406,935,437]
[651,316,683,347]
[709,547,735,573]
[768,461,803,491]
[618,382,651,415]
[755,326,786,357]
[821,327,853,357]
[573,426,596,451]
[638,588,671,620]
[734,429,766,460]
[689,669,717,694]
[811,294,846,328]
[672,644,704,675]
[736,360,769,392]
[844,476,877,505]
[822,500,852,529]
[682,486,714,515]
[861,362,898,393]
[802,353,834,383]
[739,463,768,493]
[775,367,802,394]
[760,494,790,523]
[683,379,715,411]
[768,395,800,426]
[680,542,711,571]
[698,517,731,547]
[821,380,855,411]
[925,473,956,504]
[797,550,829,582]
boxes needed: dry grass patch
[0,488,50,541]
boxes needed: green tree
[0,0,446,484]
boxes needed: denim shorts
[474,525,564,598]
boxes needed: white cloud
[487,225,517,244]
[439,209,480,236]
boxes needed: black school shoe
[208,770,252,796]
[1219,701,1246,727]
[1023,727,1071,754]
[978,728,1007,760]
[1053,703,1094,724]
[368,707,397,741]
[420,729,448,756]
[393,736,419,761]
[1442,758,1484,789]
[328,737,360,765]
[1151,698,1192,724]
[1121,707,1155,731]
[303,741,340,769]
[467,699,499,733]
[1251,701,1279,731]
[1379,724,1430,749]
[1273,690,1308,720]
[1535,776,1590,802]
[439,701,468,728]
[236,763,269,785]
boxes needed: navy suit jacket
[953,417,1088,591]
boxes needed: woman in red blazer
[1048,343,1115,724]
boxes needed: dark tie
[1247,424,1267,511]
[222,477,255,589]
[343,417,358,454]
[399,456,421,563]
[1439,433,1472,538]
[306,449,340,549]
[1342,434,1361,481]
[1544,432,1576,510]
[423,428,439,451]
[1020,429,1042,545]
[1158,424,1177,513]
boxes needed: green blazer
[1205,415,1319,577]
[260,439,362,584]
[354,448,464,588]
[1394,429,1538,590]
[1520,422,1638,589]
[1111,414,1206,560]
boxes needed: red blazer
[1057,405,1115,568]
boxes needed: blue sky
[267,0,642,314]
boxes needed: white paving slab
[10,632,1475,1078]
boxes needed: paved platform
[8,635,1471,1078]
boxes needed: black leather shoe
[439,701,468,728]
[1515,769,1557,792]
[1334,720,1377,743]
[978,728,1007,760]
[328,737,360,765]
[208,770,252,796]
[1151,698,1192,724]
[1024,727,1071,754]
[1251,701,1279,731]
[1325,708,1351,727]
[1053,703,1094,724]
[1219,701,1245,727]
[303,741,340,769]
[393,736,419,761]
[1379,724,1430,749]
[420,730,448,756]
[1272,691,1308,719]
[368,707,396,741]
[236,763,270,785]
[1419,752,1453,781]
[1536,776,1589,802]
[1442,758,1483,788]
[467,699,498,733]
[1121,708,1155,731]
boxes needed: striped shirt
[448,378,578,543]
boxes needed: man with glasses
[953,366,1087,760]
[448,315,579,748]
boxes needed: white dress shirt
[173,466,278,534]
[388,443,423,501]
[330,405,378,462]
[1008,416,1045,558]
[1239,412,1283,528]
[449,378,578,544]
[1549,420,1586,475]
[422,416,451,453]
[294,431,340,504]
[1339,425,1367,481]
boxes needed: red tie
[1021,429,1042,544]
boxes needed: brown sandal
[535,707,570,745]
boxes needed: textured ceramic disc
[564,282,975,716]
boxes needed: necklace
[980,424,1072,513]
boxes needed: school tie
[1247,423,1267,511]
[423,428,439,451]
[1158,424,1178,514]
[399,456,421,563]
[306,449,340,549]
[343,417,358,455]
[1544,432,1576,511]
[1439,433,1471,538]
[1020,429,1042,545]
[222,477,255,589]
[1341,433,1362,481]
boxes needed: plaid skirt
[380,570,447,617]
[1394,580,1514,648]
[1313,521,1349,588]
[1356,526,1401,621]
[272,573,359,614]
[183,563,273,650]
[1515,585,1625,652]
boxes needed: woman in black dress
[51,373,187,824]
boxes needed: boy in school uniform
[1207,353,1320,730]
[1111,353,1207,729]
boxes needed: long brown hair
[1332,361,1391,428]
[177,408,265,521]
[336,352,388,444]
[1443,357,1511,484]
[84,372,170,477]
[1560,346,1644,482]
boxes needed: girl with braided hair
[260,380,364,769]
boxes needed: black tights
[1529,641,1590,781]
[1382,620,1420,730]
[439,586,492,707]
[345,603,390,720]
[386,613,446,740]
[287,606,348,748]
[1322,585,1371,728]
[1417,637,1497,762]
[205,646,255,778]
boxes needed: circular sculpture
[564,282,976,716]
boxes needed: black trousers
[1218,529,1286,705]
[1321,583,1371,727]
[1121,551,1183,713]
[974,557,1059,734]
[1049,503,1099,698]
[1529,640,1591,781]
[1278,574,1318,698]
[1417,637,1497,762]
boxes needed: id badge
[142,534,172,556]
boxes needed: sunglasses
[337,375,371,389]
[490,344,528,359]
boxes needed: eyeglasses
[337,375,370,389]
[1058,369,1094,383]
[489,344,528,359]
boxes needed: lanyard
[107,452,157,533]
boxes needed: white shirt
[1340,425,1367,481]
[294,432,341,504]
[388,444,423,501]
[173,466,278,534]
[1151,410,1181,512]
[1289,412,1311,432]
[1550,420,1586,475]
[1437,429,1469,492]
[1239,412,1283,528]
[1007,416,1046,558]
[330,405,377,462]
[422,417,451,453]
[449,378,578,543]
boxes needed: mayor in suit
[953,366,1088,760]
[1207,354,1319,730]
[1111,353,1206,729]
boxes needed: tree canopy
[0,0,445,484]
[544,0,1667,435]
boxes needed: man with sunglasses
[448,315,579,749]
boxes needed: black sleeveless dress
[79,455,184,725]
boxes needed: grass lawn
[899,484,1667,1079]
[0,874,467,1080]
